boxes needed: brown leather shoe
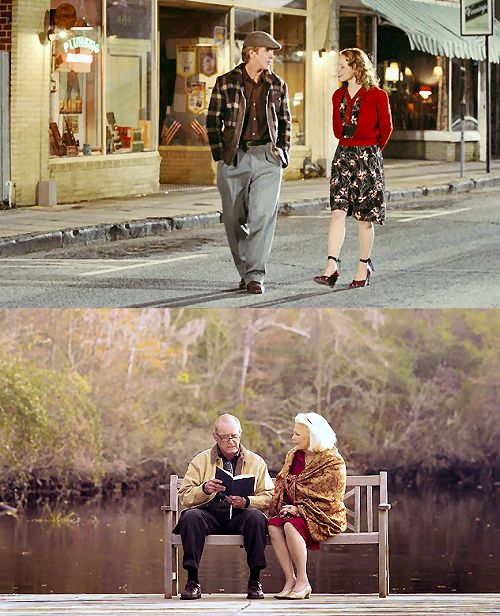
[246,281,264,294]
[180,580,201,600]
[239,278,246,291]
[247,580,265,599]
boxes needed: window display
[274,14,306,145]
[159,6,230,147]
[106,0,154,152]
[49,0,102,156]
[49,0,155,157]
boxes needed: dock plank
[1,594,499,615]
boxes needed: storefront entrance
[158,0,307,185]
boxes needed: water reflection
[1,489,498,594]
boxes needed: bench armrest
[378,503,391,511]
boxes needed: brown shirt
[241,66,270,143]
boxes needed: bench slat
[367,485,373,532]
[172,532,380,547]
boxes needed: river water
[1,488,498,595]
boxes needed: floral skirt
[330,145,386,225]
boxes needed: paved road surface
[0,188,498,308]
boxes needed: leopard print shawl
[269,447,347,542]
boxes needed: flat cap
[243,31,281,50]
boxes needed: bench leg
[164,511,173,598]
[173,545,179,597]
[378,509,389,597]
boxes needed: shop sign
[55,36,100,73]
[176,45,196,79]
[63,36,100,55]
[460,0,493,36]
[53,3,77,30]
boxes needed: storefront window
[378,24,444,130]
[49,0,102,157]
[234,10,271,64]
[274,14,306,145]
[106,0,154,152]
[450,58,478,131]
[159,5,230,147]
[339,13,375,58]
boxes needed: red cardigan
[332,86,393,150]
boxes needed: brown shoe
[246,281,264,294]
[180,580,201,600]
[247,580,265,599]
[239,278,246,291]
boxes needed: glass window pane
[339,13,375,56]
[273,14,306,145]
[378,24,443,130]
[106,0,154,152]
[49,0,102,157]
[159,5,230,147]
[234,10,271,65]
[451,58,479,131]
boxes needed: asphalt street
[0,188,498,308]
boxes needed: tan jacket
[178,444,274,512]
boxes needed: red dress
[268,450,320,551]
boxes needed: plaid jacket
[207,63,291,167]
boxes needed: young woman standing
[314,48,392,289]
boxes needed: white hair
[214,413,242,433]
[294,412,337,452]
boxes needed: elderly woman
[268,412,346,600]
[314,48,392,289]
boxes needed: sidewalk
[1,159,499,257]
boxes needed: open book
[215,467,256,497]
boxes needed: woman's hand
[279,504,299,518]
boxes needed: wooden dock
[1,594,499,615]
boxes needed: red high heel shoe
[349,258,374,288]
[313,256,341,288]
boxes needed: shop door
[158,2,230,184]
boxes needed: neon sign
[66,52,93,63]
[63,36,100,54]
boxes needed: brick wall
[10,0,51,205]
[0,0,12,52]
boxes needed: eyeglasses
[216,433,241,442]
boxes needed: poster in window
[176,45,197,79]
[460,0,493,36]
[186,81,206,115]
[59,70,83,113]
[213,26,226,49]
[198,46,218,77]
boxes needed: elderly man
[207,31,291,295]
[174,413,274,600]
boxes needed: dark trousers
[177,506,268,571]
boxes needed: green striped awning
[360,0,500,62]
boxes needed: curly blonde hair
[340,48,379,90]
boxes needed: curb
[1,174,499,257]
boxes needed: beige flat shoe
[287,585,312,600]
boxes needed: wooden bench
[162,471,391,598]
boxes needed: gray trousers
[217,144,283,284]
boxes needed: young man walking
[207,31,291,294]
